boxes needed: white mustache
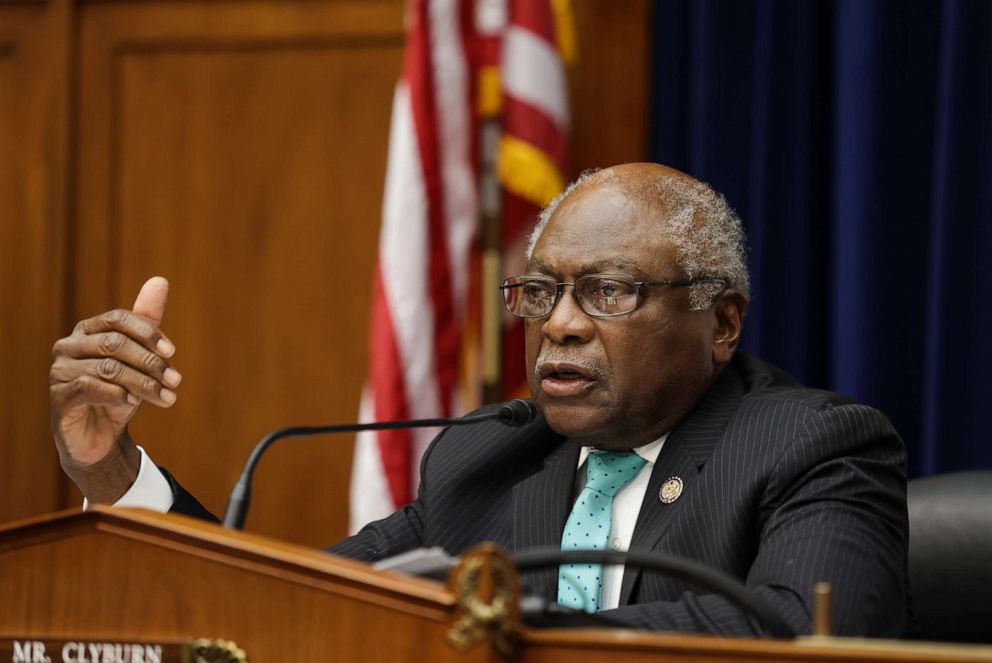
[534,353,607,380]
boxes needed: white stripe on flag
[502,25,570,129]
[430,0,477,319]
[379,82,444,424]
[350,389,396,532]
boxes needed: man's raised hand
[49,276,181,503]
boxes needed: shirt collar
[576,432,669,469]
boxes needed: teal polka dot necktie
[557,450,647,612]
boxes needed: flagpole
[480,117,504,404]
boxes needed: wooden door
[72,0,405,546]
[0,0,71,524]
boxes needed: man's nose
[542,286,595,344]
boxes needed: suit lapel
[512,437,580,601]
[617,435,698,604]
[618,364,746,605]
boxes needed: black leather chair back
[907,470,992,643]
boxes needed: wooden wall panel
[0,2,70,525]
[73,0,405,547]
[570,0,651,172]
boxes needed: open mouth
[547,370,587,380]
[537,361,600,397]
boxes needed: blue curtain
[649,0,992,477]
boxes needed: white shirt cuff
[82,445,175,513]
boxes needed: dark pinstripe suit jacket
[169,352,908,637]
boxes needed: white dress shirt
[576,434,668,611]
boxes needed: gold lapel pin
[659,476,684,504]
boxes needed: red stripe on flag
[369,263,413,507]
[476,34,502,69]
[500,192,540,399]
[459,0,480,171]
[503,96,569,166]
[510,0,556,48]
[407,0,458,417]
[500,169,546,244]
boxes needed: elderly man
[50,163,908,637]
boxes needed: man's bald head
[527,163,750,309]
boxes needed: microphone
[511,548,795,638]
[404,545,794,637]
[222,399,538,530]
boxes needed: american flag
[350,0,571,531]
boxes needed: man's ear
[712,290,747,365]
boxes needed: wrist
[62,431,141,504]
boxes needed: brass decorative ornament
[659,476,684,504]
[182,638,249,663]
[446,544,521,656]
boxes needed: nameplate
[0,636,247,663]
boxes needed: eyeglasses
[500,273,728,318]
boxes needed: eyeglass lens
[502,275,639,317]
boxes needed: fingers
[55,278,181,410]
[132,276,169,328]
[53,331,180,387]
[49,376,135,410]
[73,307,175,358]
[51,357,178,408]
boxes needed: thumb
[132,276,170,327]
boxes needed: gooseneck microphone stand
[511,548,796,638]
[222,399,537,530]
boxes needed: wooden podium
[1,506,990,663]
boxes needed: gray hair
[526,168,750,310]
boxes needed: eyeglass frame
[499,272,729,318]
